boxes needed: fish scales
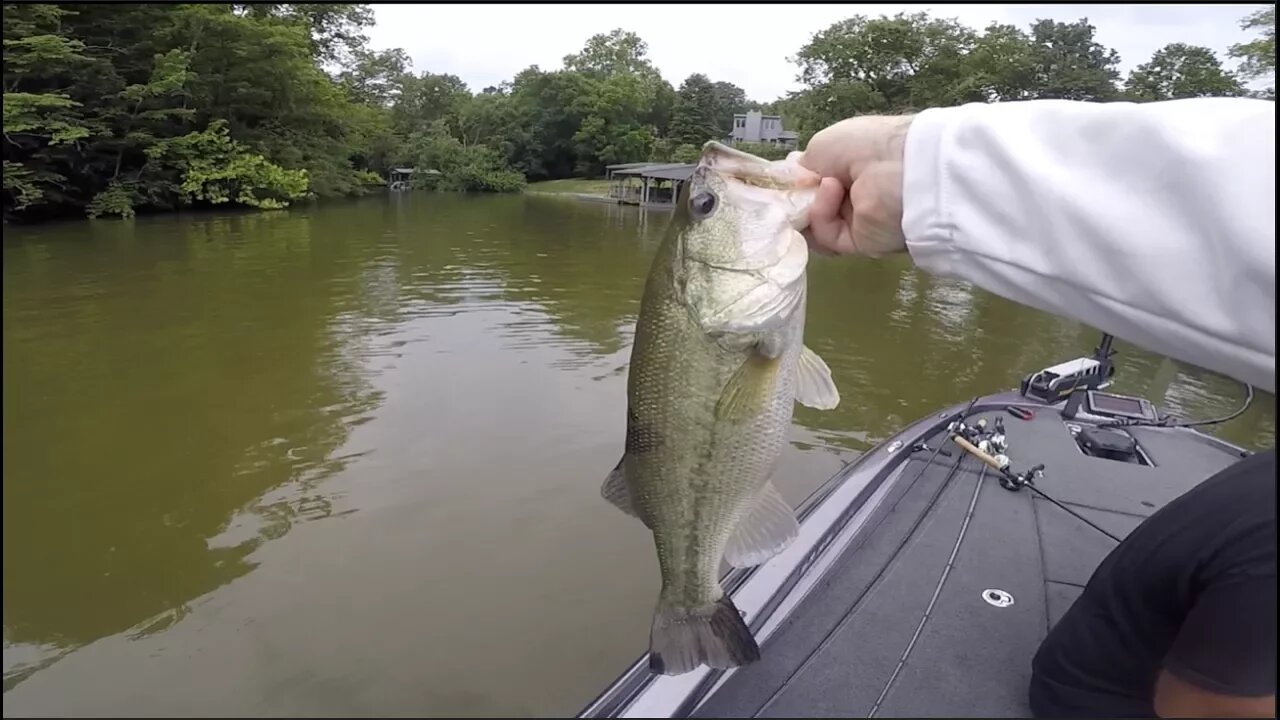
[601,141,840,676]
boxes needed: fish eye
[690,191,717,219]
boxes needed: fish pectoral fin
[715,352,782,421]
[795,345,840,410]
[724,481,800,568]
[601,456,645,524]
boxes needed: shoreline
[524,191,616,205]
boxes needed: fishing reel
[998,463,1045,492]
[947,417,1007,456]
[948,415,1040,492]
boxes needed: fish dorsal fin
[795,345,839,410]
[601,456,646,525]
[724,481,799,568]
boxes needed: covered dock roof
[604,161,654,171]
[608,162,696,179]
[608,163,697,207]
[641,164,695,181]
[604,161,657,180]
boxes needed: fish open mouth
[695,142,820,231]
[698,141,820,192]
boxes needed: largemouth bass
[602,141,840,676]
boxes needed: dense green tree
[964,23,1038,101]
[670,143,701,163]
[234,3,374,66]
[402,120,524,192]
[669,74,723,147]
[498,66,591,179]
[1022,19,1122,101]
[338,47,411,107]
[4,6,1270,223]
[791,12,980,112]
[710,81,747,134]
[784,12,983,139]
[563,28,654,78]
[562,30,673,176]
[2,4,94,215]
[3,3,393,220]
[1125,43,1245,101]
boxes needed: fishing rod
[946,414,1123,544]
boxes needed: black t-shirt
[1029,448,1277,718]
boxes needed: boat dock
[387,167,441,191]
[604,162,696,208]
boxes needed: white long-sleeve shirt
[901,98,1276,395]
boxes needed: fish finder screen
[1091,393,1144,415]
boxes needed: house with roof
[727,110,799,149]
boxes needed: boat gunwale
[577,388,1257,718]
[577,394,1015,718]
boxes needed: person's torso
[1029,449,1276,717]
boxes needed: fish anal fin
[601,456,644,523]
[795,345,839,410]
[724,481,799,568]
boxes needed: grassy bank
[525,178,612,197]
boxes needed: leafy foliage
[730,142,790,161]
[791,13,980,113]
[148,120,310,211]
[3,3,377,221]
[403,121,524,193]
[1022,19,1122,102]
[1228,7,1275,83]
[3,7,1269,222]
[669,143,701,164]
[669,74,723,148]
[1125,43,1245,101]
[780,10,1260,141]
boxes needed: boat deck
[692,406,1248,718]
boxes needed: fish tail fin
[648,596,761,675]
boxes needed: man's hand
[796,115,915,258]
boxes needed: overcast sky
[365,3,1269,101]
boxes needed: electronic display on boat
[1085,391,1159,421]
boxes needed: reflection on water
[2,193,1273,715]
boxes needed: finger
[798,123,856,186]
[807,176,844,231]
[805,176,855,255]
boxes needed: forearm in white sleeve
[900,98,1275,394]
